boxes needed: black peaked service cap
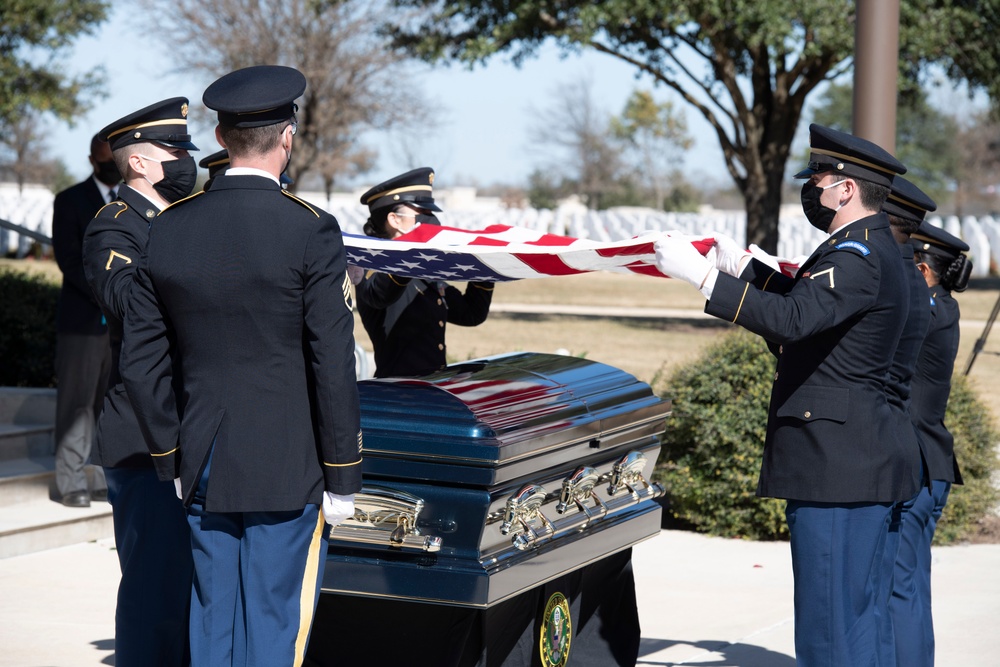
[794,123,906,188]
[883,176,937,224]
[360,167,443,212]
[199,149,230,179]
[100,97,199,152]
[203,65,306,128]
[908,220,970,260]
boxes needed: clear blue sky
[50,3,730,191]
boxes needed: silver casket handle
[331,485,442,553]
[496,451,664,552]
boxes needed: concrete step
[0,497,113,559]
[0,423,54,461]
[0,387,56,424]
[0,455,112,558]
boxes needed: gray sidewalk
[0,529,997,666]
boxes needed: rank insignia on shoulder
[833,240,871,256]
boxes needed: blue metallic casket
[320,352,670,608]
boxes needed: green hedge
[934,374,1000,544]
[654,330,999,543]
[0,269,58,387]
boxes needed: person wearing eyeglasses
[355,167,494,378]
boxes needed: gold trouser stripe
[293,509,326,666]
[761,271,775,292]
[150,446,178,457]
[732,283,750,323]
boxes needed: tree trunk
[741,157,784,254]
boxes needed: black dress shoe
[61,490,91,508]
[91,489,109,502]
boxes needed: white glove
[322,492,356,528]
[708,232,752,277]
[173,477,182,500]
[654,234,718,299]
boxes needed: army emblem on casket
[539,592,571,666]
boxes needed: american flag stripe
[342,224,718,282]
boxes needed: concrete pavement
[1,529,997,666]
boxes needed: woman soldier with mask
[890,220,972,667]
[355,167,493,378]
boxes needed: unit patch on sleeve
[833,240,871,256]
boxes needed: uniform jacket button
[773,372,779,381]
[436,299,442,305]
[803,411,811,419]
[438,343,444,350]
[438,320,444,327]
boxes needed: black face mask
[152,156,197,203]
[415,213,440,226]
[94,160,121,186]
[800,180,842,233]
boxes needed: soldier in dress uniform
[200,147,293,191]
[81,97,199,667]
[878,176,937,666]
[892,219,972,667]
[653,124,917,666]
[120,65,362,667]
[356,167,493,377]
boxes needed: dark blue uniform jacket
[706,213,920,503]
[121,175,363,512]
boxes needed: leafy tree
[1,1,108,189]
[810,82,960,206]
[386,0,999,252]
[899,1,1000,113]
[0,1,108,128]
[149,0,435,195]
[611,90,693,210]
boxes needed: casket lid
[358,352,669,480]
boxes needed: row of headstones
[2,186,998,276]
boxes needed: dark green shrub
[653,329,787,540]
[934,374,1000,544]
[653,329,1000,543]
[0,269,58,387]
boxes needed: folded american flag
[343,223,716,282]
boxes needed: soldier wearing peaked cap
[356,167,494,378]
[118,65,361,667]
[891,219,971,667]
[877,176,940,667]
[80,96,199,667]
[200,147,294,191]
[653,123,917,666]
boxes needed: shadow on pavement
[637,637,796,667]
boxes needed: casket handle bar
[331,485,443,553]
[498,451,663,552]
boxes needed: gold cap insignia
[181,103,188,117]
[429,172,435,185]
[393,194,400,200]
[134,132,141,139]
[836,162,844,170]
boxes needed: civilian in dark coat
[51,133,118,507]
